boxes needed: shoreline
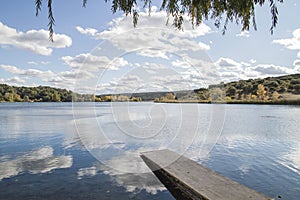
[1,99,300,105]
[154,99,300,105]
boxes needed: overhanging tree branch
[35,0,284,41]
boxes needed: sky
[0,0,300,94]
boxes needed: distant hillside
[97,90,191,102]
[216,73,300,98]
[0,84,94,102]
[165,73,300,104]
[1,73,300,103]
[95,74,300,104]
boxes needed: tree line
[0,84,74,102]
[1,73,300,103]
[191,73,300,103]
[0,84,143,103]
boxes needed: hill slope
[1,73,300,103]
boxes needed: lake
[0,102,299,199]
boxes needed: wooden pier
[140,149,273,200]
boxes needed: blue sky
[0,0,300,94]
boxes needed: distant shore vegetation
[156,73,300,105]
[1,74,300,104]
[0,84,143,103]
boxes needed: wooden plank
[140,149,273,200]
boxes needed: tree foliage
[0,84,74,102]
[0,84,145,102]
[194,73,300,102]
[256,84,267,100]
[35,0,284,41]
[1,73,299,103]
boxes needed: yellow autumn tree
[272,91,280,101]
[256,84,267,100]
[164,93,176,100]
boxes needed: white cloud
[143,62,167,70]
[61,53,128,71]
[215,57,242,68]
[0,64,55,78]
[41,61,50,65]
[172,59,192,69]
[0,64,25,74]
[151,74,196,91]
[273,28,300,50]
[0,22,72,56]
[293,59,300,72]
[28,61,50,65]
[171,56,218,85]
[213,57,297,83]
[294,59,300,66]
[96,73,189,94]
[0,64,94,90]
[72,6,212,93]
[248,64,295,75]
[236,31,250,38]
[214,57,245,81]
[0,76,25,85]
[7,76,25,84]
[241,61,251,67]
[83,6,211,38]
[76,6,211,58]
[68,14,299,94]
[76,26,98,36]
[273,28,300,74]
[142,62,167,74]
[59,70,94,79]
[97,75,145,94]
[137,49,169,59]
[27,61,38,65]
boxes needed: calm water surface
[0,102,299,199]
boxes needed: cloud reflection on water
[0,146,72,181]
[77,161,166,195]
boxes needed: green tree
[23,95,30,102]
[242,84,253,95]
[35,0,284,41]
[293,84,300,94]
[226,86,237,98]
[196,89,210,100]
[4,93,14,102]
[291,78,300,85]
[52,91,61,102]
